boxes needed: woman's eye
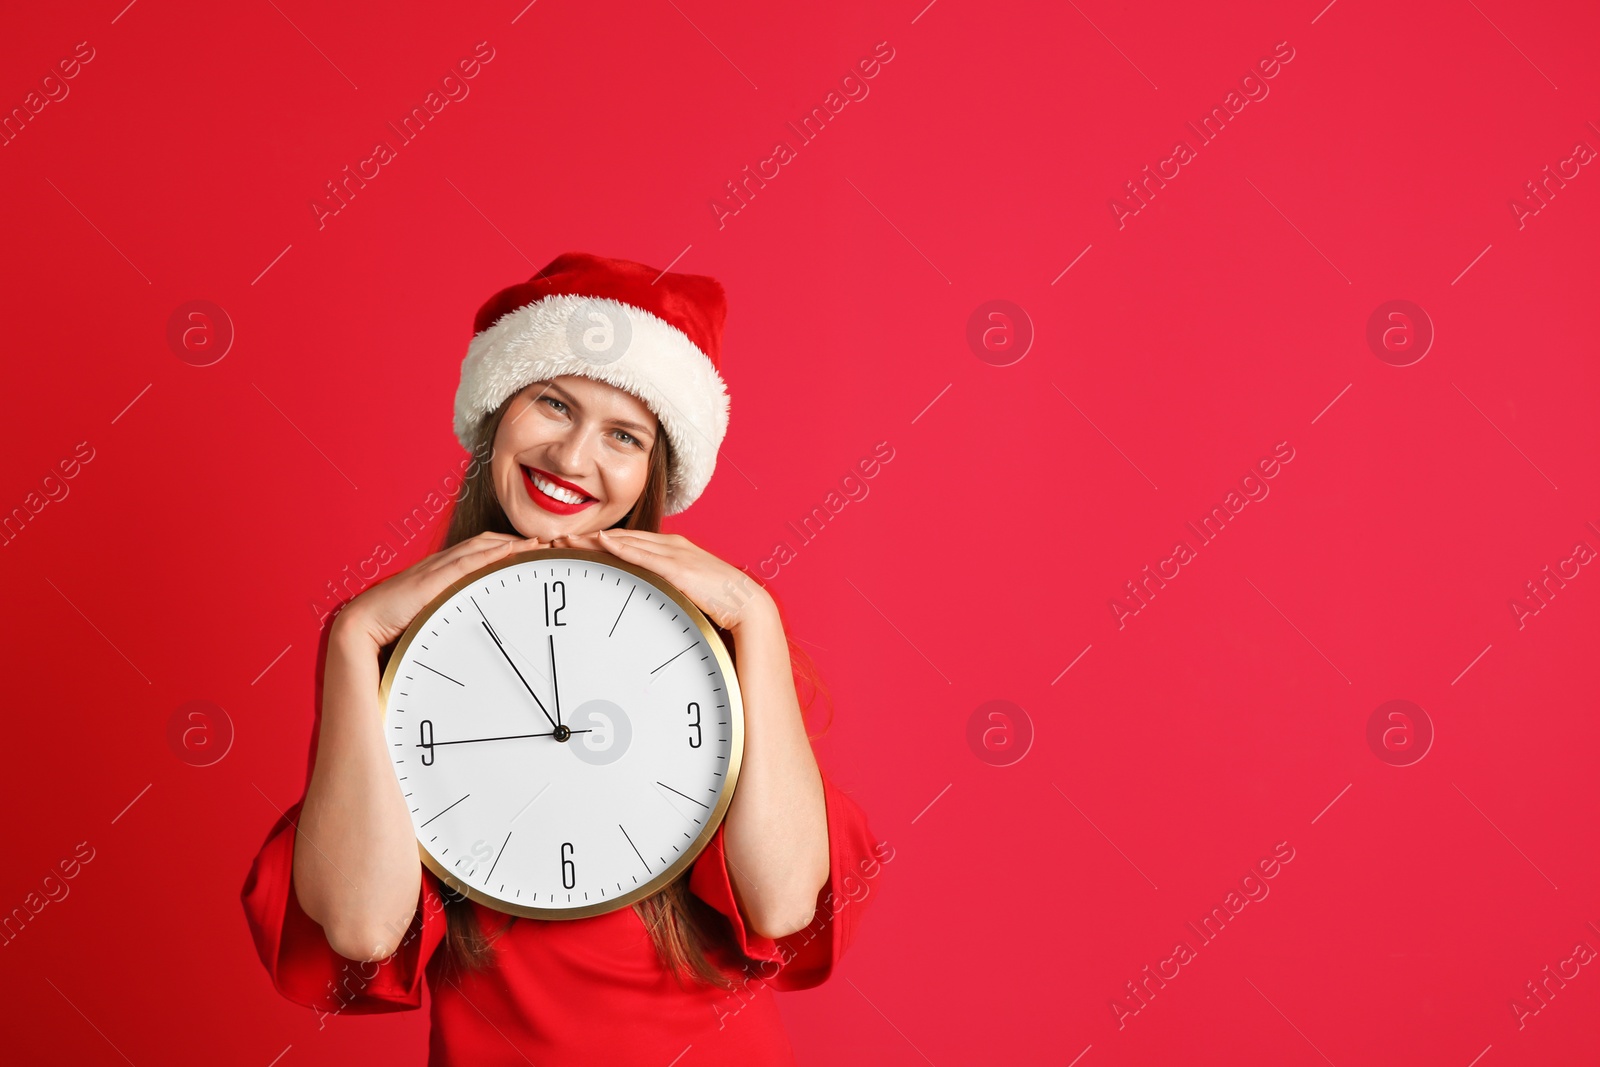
[542,397,567,413]
[614,430,638,446]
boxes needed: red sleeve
[689,765,883,990]
[240,796,447,1016]
[241,616,448,1015]
[688,816,785,965]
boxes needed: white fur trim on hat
[454,294,730,515]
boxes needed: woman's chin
[513,513,602,543]
[506,511,556,542]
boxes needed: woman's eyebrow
[538,382,654,436]
[610,417,655,436]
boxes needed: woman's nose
[546,425,595,473]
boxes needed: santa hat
[454,251,731,516]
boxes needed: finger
[414,541,508,591]
[461,541,515,563]
[601,532,685,566]
[469,531,524,545]
[455,537,539,568]
[597,529,672,563]
[426,532,521,569]
[596,529,672,550]
[461,531,540,553]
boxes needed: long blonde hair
[411,389,834,988]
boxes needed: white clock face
[379,550,742,919]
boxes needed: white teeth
[530,470,588,505]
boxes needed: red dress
[241,762,883,1065]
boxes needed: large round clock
[376,546,745,920]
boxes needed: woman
[240,252,886,1065]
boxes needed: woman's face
[491,375,658,539]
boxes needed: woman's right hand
[334,531,545,649]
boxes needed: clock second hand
[430,729,592,748]
[471,596,559,732]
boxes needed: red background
[2,0,1597,1063]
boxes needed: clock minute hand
[475,613,559,731]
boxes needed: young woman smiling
[241,252,883,1066]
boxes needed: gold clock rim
[375,545,746,921]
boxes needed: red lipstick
[520,465,597,516]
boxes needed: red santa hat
[454,251,731,516]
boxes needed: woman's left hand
[552,529,774,632]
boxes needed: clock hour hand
[471,597,559,731]
[548,633,561,730]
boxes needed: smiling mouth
[520,465,597,509]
